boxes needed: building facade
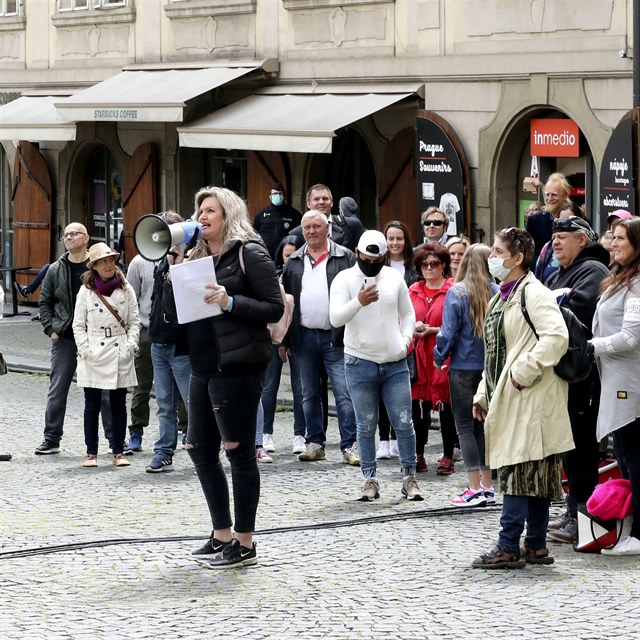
[0,0,635,292]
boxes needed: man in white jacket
[330,230,422,501]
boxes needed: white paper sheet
[169,256,222,324]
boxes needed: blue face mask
[270,194,284,206]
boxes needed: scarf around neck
[93,273,121,297]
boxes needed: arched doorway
[306,128,377,229]
[493,107,595,232]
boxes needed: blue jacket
[434,281,499,370]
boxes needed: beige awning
[177,90,417,154]
[0,96,76,142]
[54,66,263,123]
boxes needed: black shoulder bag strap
[520,283,539,340]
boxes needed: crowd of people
[22,175,639,569]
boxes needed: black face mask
[357,257,384,278]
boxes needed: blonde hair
[454,243,493,337]
[445,235,470,251]
[188,186,259,261]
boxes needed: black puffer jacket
[545,242,610,331]
[174,239,284,376]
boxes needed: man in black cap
[544,216,609,546]
[253,183,302,260]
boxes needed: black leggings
[412,399,456,458]
[187,370,265,534]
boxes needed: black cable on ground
[0,503,502,560]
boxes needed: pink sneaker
[451,487,487,507]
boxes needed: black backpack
[520,284,594,384]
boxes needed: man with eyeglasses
[35,223,112,454]
[526,173,572,259]
[419,207,449,247]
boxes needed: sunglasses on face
[422,260,442,269]
[423,220,444,227]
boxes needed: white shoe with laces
[292,435,305,454]
[263,433,275,452]
[601,535,640,556]
[376,441,390,459]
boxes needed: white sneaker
[263,433,275,452]
[453,447,463,462]
[292,435,306,454]
[601,535,640,556]
[376,441,390,459]
[256,447,273,463]
[389,440,399,458]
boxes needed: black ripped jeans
[187,369,265,534]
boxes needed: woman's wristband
[223,296,234,313]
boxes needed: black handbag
[407,340,418,384]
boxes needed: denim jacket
[434,281,498,370]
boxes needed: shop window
[0,0,20,16]
[86,147,123,250]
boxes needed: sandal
[521,546,554,565]
[472,545,526,569]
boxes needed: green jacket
[38,253,87,337]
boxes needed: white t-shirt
[299,255,331,330]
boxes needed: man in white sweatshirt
[330,230,422,501]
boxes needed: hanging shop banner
[599,116,636,220]
[416,116,464,236]
[530,119,580,157]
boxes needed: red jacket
[409,278,453,404]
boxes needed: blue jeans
[295,328,356,451]
[44,336,111,443]
[344,355,416,478]
[498,495,551,552]
[449,368,488,472]
[83,387,127,455]
[187,370,264,534]
[261,345,305,437]
[255,400,265,446]
[150,343,191,458]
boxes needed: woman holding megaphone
[170,186,284,569]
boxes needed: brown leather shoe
[521,546,554,565]
[472,545,526,569]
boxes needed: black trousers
[563,369,601,517]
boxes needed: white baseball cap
[357,230,387,258]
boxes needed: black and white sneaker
[191,535,231,559]
[34,440,60,455]
[205,539,257,569]
[14,281,28,299]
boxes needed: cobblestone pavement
[0,311,639,639]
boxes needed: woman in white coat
[73,243,140,467]
[592,217,640,556]
[472,227,573,569]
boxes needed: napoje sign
[530,119,580,157]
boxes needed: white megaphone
[133,214,202,261]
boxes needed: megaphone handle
[185,226,201,255]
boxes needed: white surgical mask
[270,194,284,206]
[488,257,512,281]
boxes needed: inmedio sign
[530,119,580,157]
[599,116,636,224]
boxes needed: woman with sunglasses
[471,227,573,569]
[409,243,457,475]
[592,217,640,555]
